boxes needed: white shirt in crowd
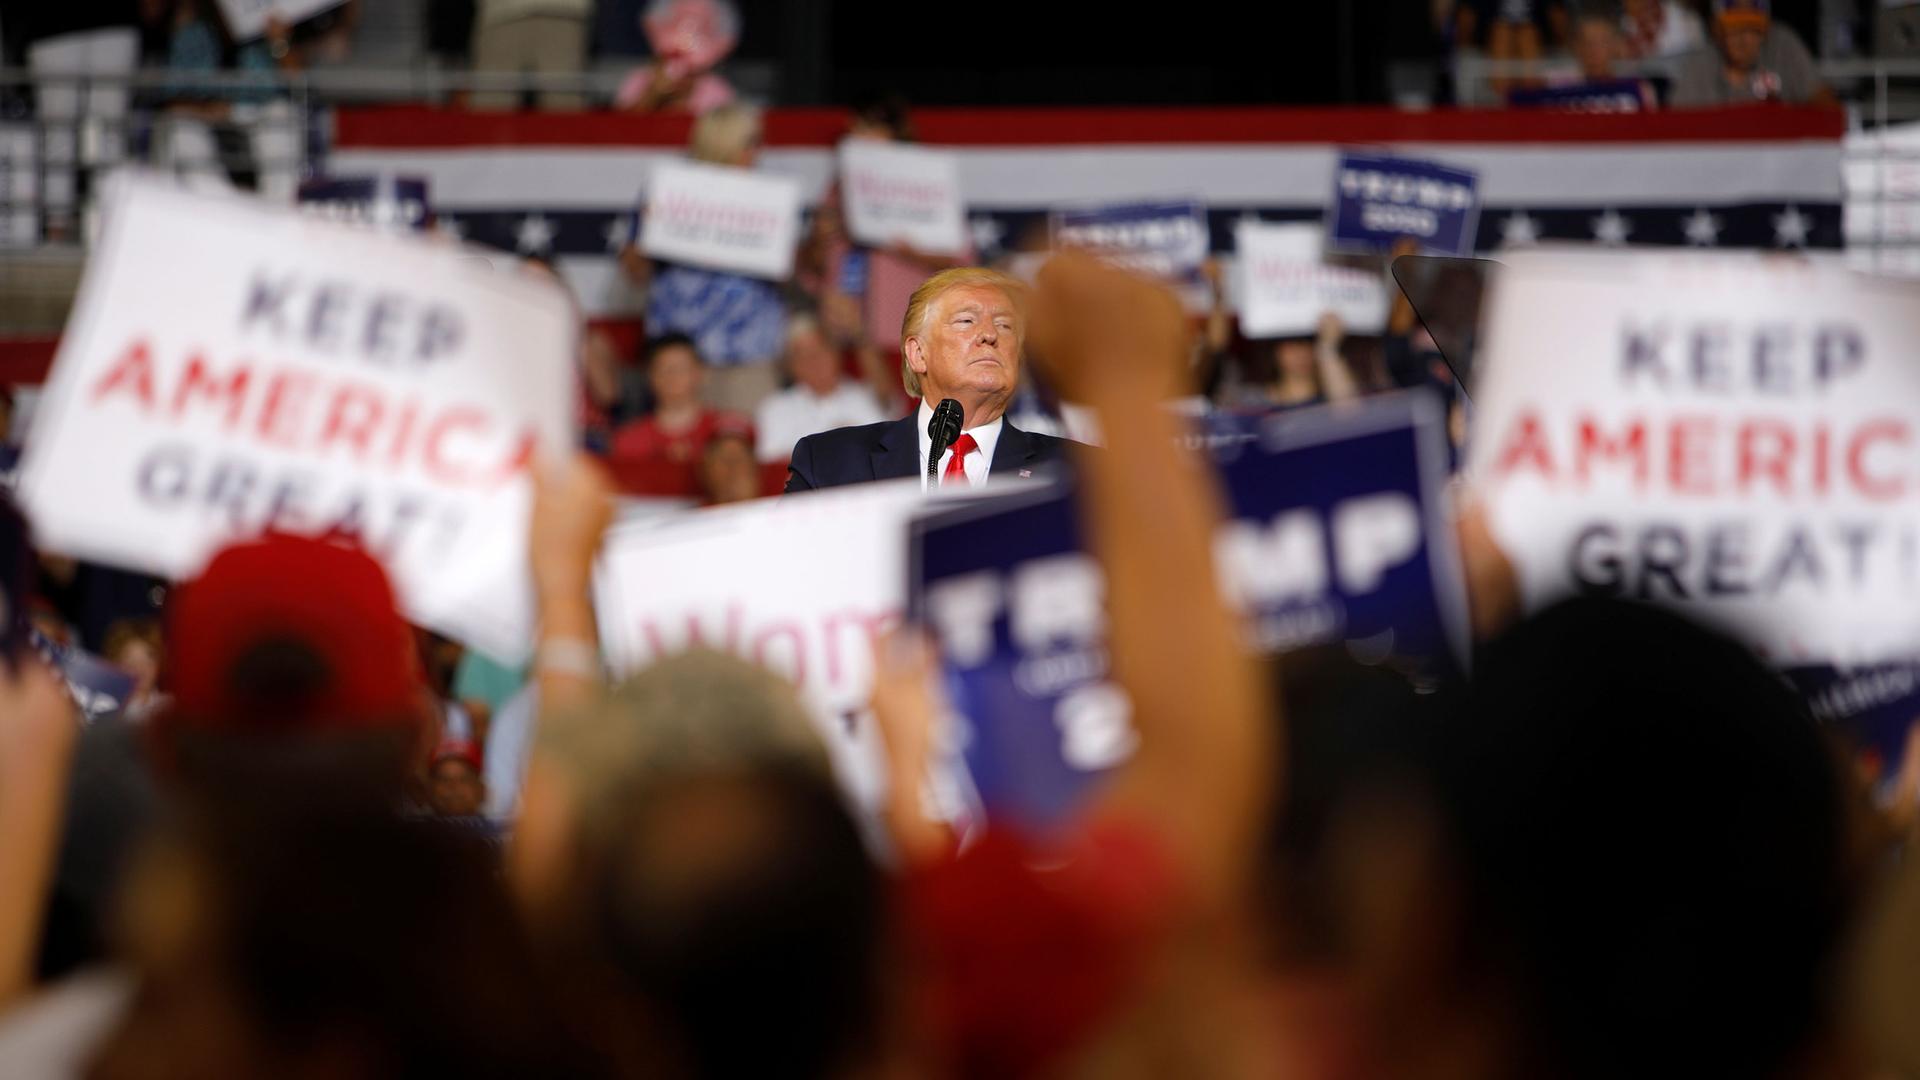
[915,399,1002,492]
[755,383,887,464]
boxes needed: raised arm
[0,661,76,1011]
[528,454,616,716]
[1030,254,1273,910]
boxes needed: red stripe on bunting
[0,338,57,385]
[333,104,1845,150]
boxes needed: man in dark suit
[784,267,1074,493]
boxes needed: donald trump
[783,267,1073,492]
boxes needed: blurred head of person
[1337,599,1846,1080]
[1254,648,1438,971]
[1572,6,1627,80]
[1274,338,1320,397]
[700,426,761,506]
[689,102,762,168]
[429,737,487,818]
[514,649,887,1078]
[846,92,915,143]
[92,805,576,1080]
[103,617,166,709]
[900,267,1027,423]
[643,0,740,83]
[1713,0,1770,71]
[785,313,844,397]
[156,533,427,804]
[646,333,708,416]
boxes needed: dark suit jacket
[784,413,1074,493]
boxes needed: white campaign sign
[837,140,967,255]
[640,160,802,280]
[1468,248,1920,665]
[594,480,934,810]
[213,0,346,40]
[17,176,577,662]
[1234,221,1388,338]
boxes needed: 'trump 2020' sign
[18,177,577,661]
[910,393,1468,829]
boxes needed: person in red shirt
[606,333,750,498]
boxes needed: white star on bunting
[515,212,556,254]
[1590,209,1631,247]
[1681,208,1721,246]
[1772,205,1811,248]
[968,216,1006,253]
[1499,210,1540,247]
[604,213,633,253]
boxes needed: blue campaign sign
[908,392,1469,829]
[1050,199,1210,283]
[1328,153,1480,257]
[31,630,136,723]
[1782,661,1920,794]
[1507,80,1651,113]
[297,175,433,233]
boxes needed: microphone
[926,398,964,483]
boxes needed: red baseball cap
[165,533,423,732]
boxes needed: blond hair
[898,266,1027,397]
[689,103,763,166]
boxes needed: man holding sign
[783,268,1074,492]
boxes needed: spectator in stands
[6,1,142,239]
[1455,0,1570,95]
[469,0,590,111]
[698,422,764,505]
[101,617,164,721]
[427,737,488,819]
[754,313,888,466]
[614,0,739,114]
[1670,0,1834,105]
[618,104,790,414]
[1258,314,1362,412]
[606,333,749,498]
[1509,2,1658,109]
[1621,0,1706,60]
[796,94,968,412]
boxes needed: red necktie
[941,433,978,487]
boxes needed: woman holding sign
[616,104,789,415]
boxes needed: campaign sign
[17,176,578,662]
[1782,660,1920,792]
[31,631,136,723]
[1050,200,1209,284]
[642,160,802,280]
[297,176,432,233]
[838,140,967,256]
[1234,221,1389,337]
[1508,79,1651,113]
[595,480,943,813]
[1469,249,1920,672]
[213,0,346,40]
[1328,152,1481,257]
[909,392,1468,830]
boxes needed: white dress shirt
[754,382,887,463]
[916,400,1003,491]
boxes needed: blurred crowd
[0,253,1917,1080]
